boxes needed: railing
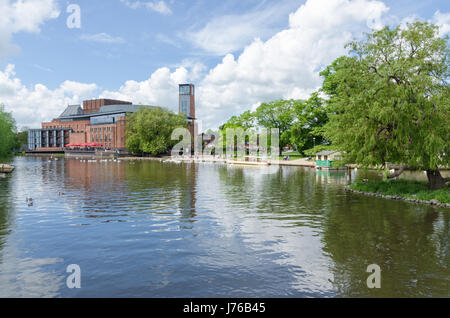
[316,160,333,167]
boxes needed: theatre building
[27,99,155,152]
[28,83,197,153]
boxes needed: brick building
[178,84,196,143]
[28,84,197,153]
[28,99,155,152]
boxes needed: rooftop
[59,105,83,117]
[58,104,158,120]
[316,150,340,156]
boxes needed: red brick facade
[39,101,130,150]
[82,99,131,114]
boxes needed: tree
[14,128,29,152]
[126,107,188,155]
[289,92,329,153]
[0,104,17,158]
[220,110,255,131]
[322,22,450,189]
[253,99,296,152]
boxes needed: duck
[26,197,33,207]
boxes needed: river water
[0,156,448,297]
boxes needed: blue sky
[1,0,301,89]
[0,0,448,130]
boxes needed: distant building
[315,150,341,169]
[28,99,156,152]
[179,84,195,119]
[179,84,197,149]
[28,84,198,153]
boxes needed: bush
[350,179,450,204]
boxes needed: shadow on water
[322,203,449,297]
[216,165,449,297]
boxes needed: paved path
[271,158,316,167]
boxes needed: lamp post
[313,137,316,148]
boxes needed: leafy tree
[322,22,450,189]
[14,128,29,152]
[218,110,258,157]
[220,110,255,130]
[289,92,329,153]
[0,104,17,158]
[126,107,188,155]
[253,99,296,152]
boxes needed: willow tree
[322,22,449,190]
[126,107,188,155]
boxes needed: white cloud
[33,64,53,72]
[155,33,180,48]
[432,10,450,35]
[3,0,448,132]
[0,63,195,129]
[0,0,60,57]
[120,0,172,15]
[0,64,98,129]
[186,2,298,56]
[100,66,189,110]
[400,10,450,36]
[195,0,390,129]
[80,33,126,44]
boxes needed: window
[179,85,190,95]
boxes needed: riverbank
[346,179,450,208]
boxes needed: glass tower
[179,84,195,119]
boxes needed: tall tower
[179,84,197,155]
[179,84,195,119]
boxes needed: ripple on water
[0,157,447,297]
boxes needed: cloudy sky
[0,0,449,130]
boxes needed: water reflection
[0,172,13,263]
[322,206,449,297]
[0,157,447,297]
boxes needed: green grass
[349,179,450,204]
[279,151,304,160]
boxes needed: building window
[180,85,190,95]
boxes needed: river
[0,156,448,297]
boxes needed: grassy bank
[279,151,304,161]
[349,179,450,204]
